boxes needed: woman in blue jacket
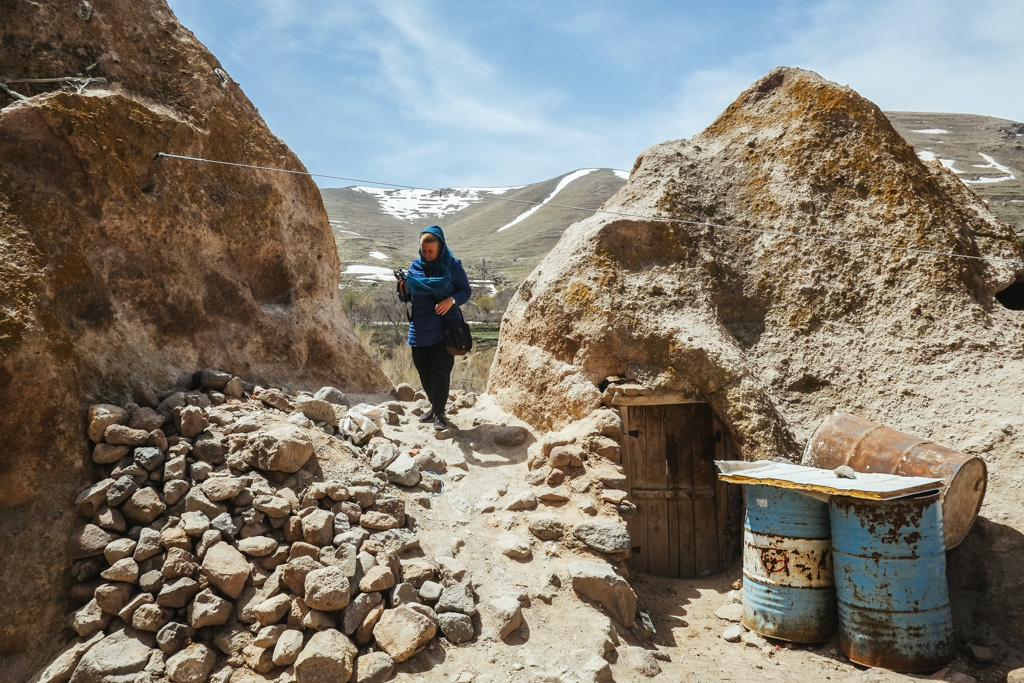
[397,225,472,429]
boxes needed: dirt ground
[346,392,1007,683]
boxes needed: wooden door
[622,403,731,578]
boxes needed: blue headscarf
[406,225,455,299]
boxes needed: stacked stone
[523,411,625,504]
[507,409,633,561]
[63,371,478,683]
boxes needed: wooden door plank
[635,406,649,492]
[671,403,695,578]
[663,403,688,493]
[630,488,715,499]
[692,404,719,576]
[645,405,666,490]
[665,412,679,493]
[621,407,644,571]
[627,406,651,571]
[713,413,731,569]
[667,497,680,578]
[677,496,696,578]
[632,497,650,573]
[663,403,686,578]
[646,499,671,576]
[694,498,719,577]
[640,405,668,576]
[673,404,695,491]
[692,403,716,489]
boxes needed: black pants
[411,341,454,417]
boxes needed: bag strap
[395,281,413,322]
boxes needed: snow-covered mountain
[886,111,1024,236]
[322,113,1024,292]
[353,185,525,223]
[321,168,628,288]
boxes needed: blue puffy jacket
[398,227,472,347]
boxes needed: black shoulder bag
[443,307,473,356]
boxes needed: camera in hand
[393,269,406,281]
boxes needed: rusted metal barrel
[830,493,954,672]
[742,484,836,643]
[803,412,986,549]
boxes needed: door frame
[613,394,737,578]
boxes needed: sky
[166,0,1024,190]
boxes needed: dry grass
[450,348,496,394]
[353,325,495,394]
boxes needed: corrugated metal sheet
[717,460,942,500]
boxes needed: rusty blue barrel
[830,493,954,672]
[742,484,836,642]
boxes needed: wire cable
[156,152,1024,268]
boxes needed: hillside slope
[322,114,1023,293]
[322,169,627,286]
[887,111,1024,236]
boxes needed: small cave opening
[995,280,1024,310]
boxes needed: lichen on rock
[489,66,1024,465]
[0,2,389,678]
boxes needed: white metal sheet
[715,460,943,500]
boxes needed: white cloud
[358,4,570,137]
[610,0,1024,164]
[765,0,1024,120]
[167,0,1023,191]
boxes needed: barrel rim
[942,457,987,550]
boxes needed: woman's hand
[435,296,455,315]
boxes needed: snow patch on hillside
[912,128,950,134]
[964,152,1015,184]
[613,169,630,180]
[356,185,525,221]
[918,150,961,172]
[469,279,498,295]
[497,169,598,232]
[329,219,362,236]
[919,150,1016,185]
[369,251,389,260]
[343,264,394,282]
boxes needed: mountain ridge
[321,167,628,287]
[322,112,1023,291]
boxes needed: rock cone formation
[490,66,1023,452]
[0,2,388,677]
[490,66,1024,647]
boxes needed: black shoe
[433,415,447,430]
[418,409,434,423]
